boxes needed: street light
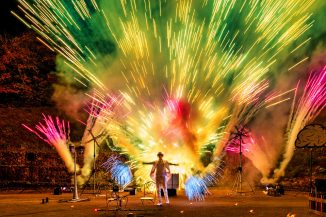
[67,142,89,202]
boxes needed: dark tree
[0,31,56,106]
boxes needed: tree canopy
[0,31,56,106]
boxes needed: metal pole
[73,150,79,200]
[93,141,96,194]
[239,135,242,193]
[310,149,313,193]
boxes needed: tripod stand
[229,126,254,194]
[80,129,106,196]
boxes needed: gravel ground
[0,188,320,217]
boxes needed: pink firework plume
[23,114,70,145]
[297,66,326,120]
[272,66,326,181]
[236,67,326,184]
[22,114,76,173]
[84,92,127,123]
[79,93,128,184]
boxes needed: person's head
[157,152,164,160]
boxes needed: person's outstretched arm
[142,161,155,165]
[150,161,157,176]
[165,161,171,174]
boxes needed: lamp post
[67,142,89,202]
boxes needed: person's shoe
[165,201,170,205]
[156,202,162,206]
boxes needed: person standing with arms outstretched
[150,152,170,205]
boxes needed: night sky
[0,0,27,35]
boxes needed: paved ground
[0,188,320,217]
